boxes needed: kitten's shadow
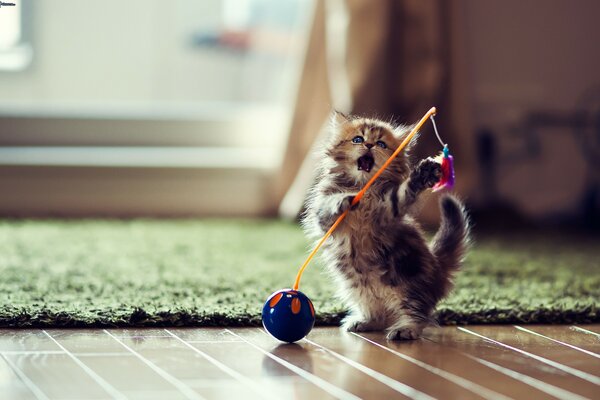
[261,343,314,376]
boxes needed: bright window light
[0,2,31,71]
[0,4,20,49]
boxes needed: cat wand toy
[262,106,455,342]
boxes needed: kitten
[302,112,470,340]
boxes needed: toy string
[292,106,438,291]
[430,115,446,147]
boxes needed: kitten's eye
[376,140,387,149]
[351,136,364,144]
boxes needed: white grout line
[422,334,588,400]
[302,336,436,400]
[74,352,133,357]
[225,329,362,400]
[457,327,600,386]
[515,326,600,359]
[164,329,274,400]
[111,335,172,338]
[103,329,204,400]
[42,330,126,400]
[572,326,600,338]
[350,333,511,400]
[185,340,245,344]
[1,353,50,400]
[464,354,590,400]
[0,351,64,355]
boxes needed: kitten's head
[324,112,413,185]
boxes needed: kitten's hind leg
[385,314,427,340]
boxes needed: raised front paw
[410,158,442,190]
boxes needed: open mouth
[357,153,375,173]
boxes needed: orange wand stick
[292,106,437,290]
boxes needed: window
[0,1,31,70]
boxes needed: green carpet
[0,220,598,327]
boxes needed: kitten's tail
[430,195,470,272]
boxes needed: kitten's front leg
[343,315,382,332]
[409,157,443,192]
[342,307,386,332]
[315,193,357,231]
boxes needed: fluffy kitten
[302,112,470,340]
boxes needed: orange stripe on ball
[269,293,284,308]
[308,300,315,317]
[291,298,301,314]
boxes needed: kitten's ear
[394,123,420,153]
[331,109,350,128]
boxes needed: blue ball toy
[262,289,315,343]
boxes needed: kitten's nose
[365,143,374,149]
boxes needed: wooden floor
[0,325,598,400]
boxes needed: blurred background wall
[463,0,600,227]
[1,0,599,229]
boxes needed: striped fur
[302,113,470,340]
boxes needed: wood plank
[112,335,244,383]
[514,326,600,359]
[467,326,600,377]
[425,326,599,399]
[0,330,60,352]
[304,327,487,400]
[358,330,553,400]
[47,329,129,354]
[1,326,599,400]
[0,355,38,400]
[226,328,358,399]
[191,340,333,399]
[127,328,322,399]
[185,382,263,400]
[3,353,114,399]
[167,328,243,342]
[231,327,418,400]
[105,328,172,337]
[77,354,188,400]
